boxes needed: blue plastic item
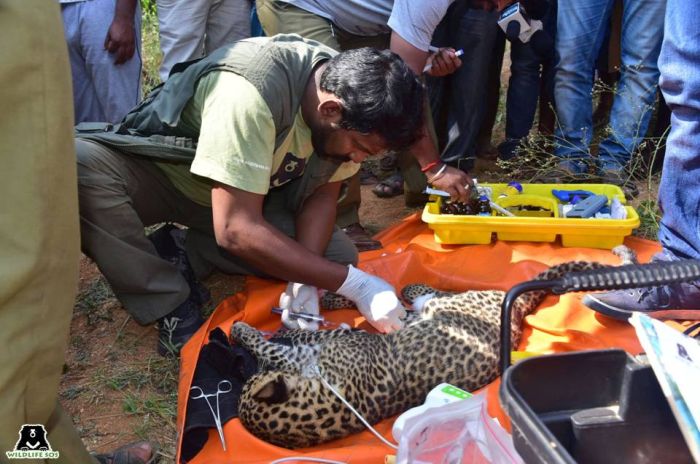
[551,189,595,203]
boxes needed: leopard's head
[238,371,351,448]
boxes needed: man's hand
[104,17,135,64]
[336,265,406,333]
[427,165,473,203]
[425,48,463,77]
[104,0,137,65]
[279,282,321,331]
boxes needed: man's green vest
[76,34,336,163]
[76,34,348,209]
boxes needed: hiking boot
[582,253,700,321]
[148,224,211,306]
[157,297,205,356]
[342,223,382,252]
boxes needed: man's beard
[311,126,350,163]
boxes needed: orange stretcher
[176,213,662,463]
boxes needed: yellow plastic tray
[422,183,640,249]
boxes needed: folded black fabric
[180,327,258,463]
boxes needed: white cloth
[387,0,454,51]
[156,0,252,81]
[60,0,142,123]
[279,0,453,51]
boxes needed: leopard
[230,247,636,449]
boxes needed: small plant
[140,1,162,92]
[636,199,662,240]
[75,277,115,326]
[158,317,183,356]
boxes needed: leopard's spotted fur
[232,257,627,448]
[319,283,448,311]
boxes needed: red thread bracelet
[420,161,441,173]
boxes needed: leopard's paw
[230,321,260,346]
[612,245,638,265]
[320,292,356,310]
[401,283,437,305]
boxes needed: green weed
[636,199,662,240]
[75,277,115,326]
[141,2,162,92]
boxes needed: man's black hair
[320,47,425,152]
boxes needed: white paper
[630,313,700,462]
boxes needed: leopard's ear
[251,375,293,404]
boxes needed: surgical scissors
[190,380,232,451]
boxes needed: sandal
[372,173,404,198]
[378,153,398,172]
[342,223,382,252]
[93,441,158,464]
[359,166,379,185]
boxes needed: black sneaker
[148,224,211,306]
[157,297,205,356]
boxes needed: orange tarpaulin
[176,213,661,463]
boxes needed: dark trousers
[428,6,502,170]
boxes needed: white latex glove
[336,265,406,333]
[279,282,320,331]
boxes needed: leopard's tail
[508,260,609,345]
[511,245,636,325]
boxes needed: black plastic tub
[500,349,694,464]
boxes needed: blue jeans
[656,0,700,261]
[553,0,666,173]
[428,7,501,169]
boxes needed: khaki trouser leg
[76,139,209,324]
[0,1,97,462]
[256,0,340,48]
